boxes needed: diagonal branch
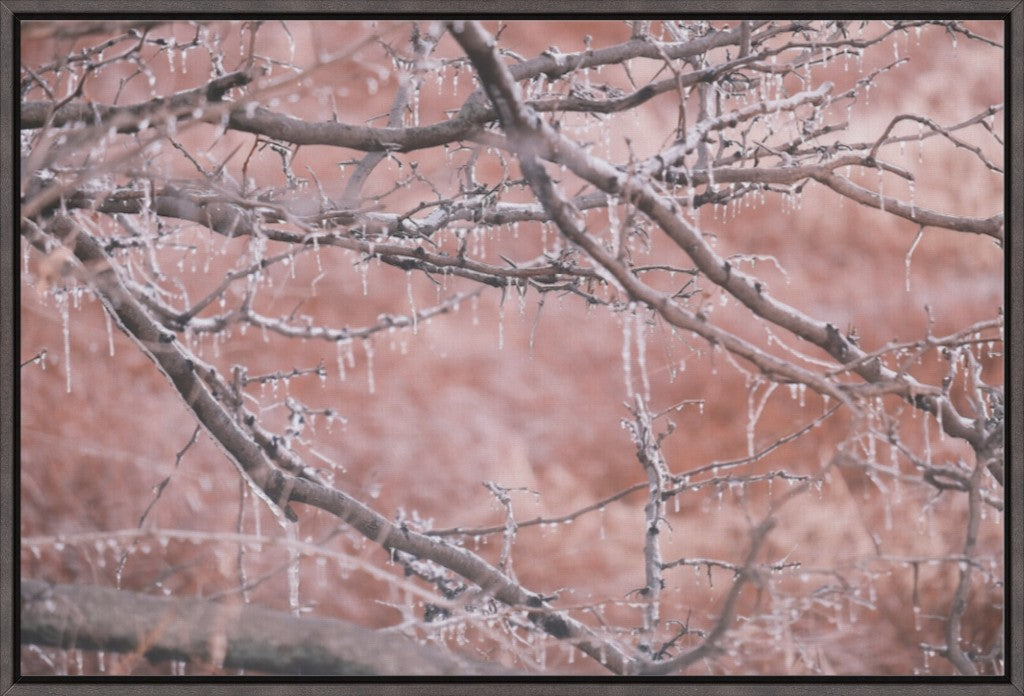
[448,24,995,468]
[450,18,782,676]
[25,213,642,676]
[21,70,254,133]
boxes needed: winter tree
[16,17,1007,677]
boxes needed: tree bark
[21,578,514,676]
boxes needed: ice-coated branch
[24,213,643,676]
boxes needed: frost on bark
[18,18,1005,676]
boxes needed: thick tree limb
[810,170,1003,241]
[21,70,254,132]
[21,578,513,675]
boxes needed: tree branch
[21,578,514,675]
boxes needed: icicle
[621,309,634,399]
[608,198,621,240]
[905,226,923,292]
[59,292,72,394]
[104,309,116,356]
[406,271,417,335]
[746,383,765,458]
[922,407,931,465]
[337,337,350,378]
[287,524,301,617]
[877,166,885,211]
[497,289,505,351]
[364,339,375,394]
[636,311,650,402]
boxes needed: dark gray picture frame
[2,2,1021,694]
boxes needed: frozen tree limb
[21,578,515,675]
